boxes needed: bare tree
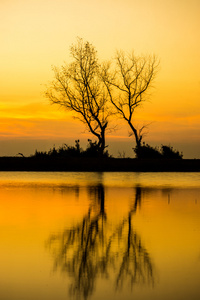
[45,38,109,155]
[101,51,159,157]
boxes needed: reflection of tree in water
[47,185,154,299]
[114,187,154,290]
[48,184,107,299]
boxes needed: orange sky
[1,0,200,157]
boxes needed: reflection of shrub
[134,143,183,159]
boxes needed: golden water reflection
[0,172,200,300]
[48,185,154,299]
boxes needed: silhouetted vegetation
[45,38,160,156]
[101,50,159,151]
[32,139,110,159]
[84,139,109,157]
[161,145,183,159]
[43,37,196,163]
[45,38,110,156]
[32,140,183,160]
[134,143,183,159]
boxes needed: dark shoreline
[0,157,200,172]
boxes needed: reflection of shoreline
[47,185,155,299]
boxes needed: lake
[0,172,200,300]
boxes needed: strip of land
[0,157,200,172]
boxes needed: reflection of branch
[48,184,107,300]
[115,186,154,290]
[116,224,154,290]
[47,186,154,299]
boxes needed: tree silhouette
[45,38,110,155]
[101,51,159,157]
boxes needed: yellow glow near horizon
[0,0,200,156]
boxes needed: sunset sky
[1,0,200,158]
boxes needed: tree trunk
[128,122,142,158]
[98,123,107,156]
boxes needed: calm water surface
[0,172,200,300]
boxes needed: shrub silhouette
[33,140,82,158]
[134,144,162,159]
[134,143,183,159]
[32,140,110,158]
[33,141,182,160]
[83,139,109,158]
[161,145,183,159]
